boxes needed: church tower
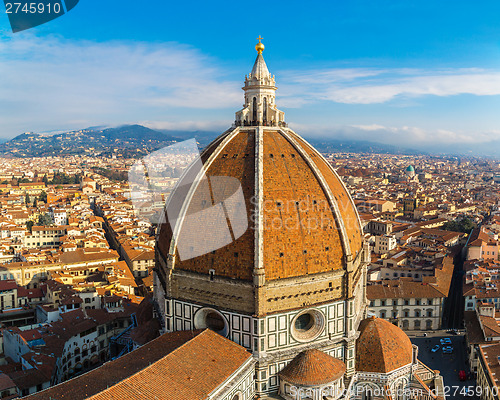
[154,38,369,397]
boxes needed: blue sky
[2,0,500,153]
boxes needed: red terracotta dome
[279,349,346,386]
[157,127,363,282]
[356,316,413,373]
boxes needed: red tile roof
[0,280,17,291]
[279,349,346,385]
[25,329,251,400]
[88,329,252,400]
[356,316,413,373]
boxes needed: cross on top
[257,35,263,43]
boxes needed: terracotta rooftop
[356,316,413,373]
[279,349,346,386]
[24,330,205,400]
[478,343,500,391]
[464,311,487,345]
[25,329,251,400]
[367,279,446,300]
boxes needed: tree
[443,217,476,233]
[33,198,37,208]
[38,190,47,203]
[25,193,30,205]
[37,213,53,226]
[26,220,34,233]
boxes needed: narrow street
[443,245,465,329]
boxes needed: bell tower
[235,37,285,127]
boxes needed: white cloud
[280,67,500,105]
[288,122,500,149]
[1,33,500,150]
[0,33,241,138]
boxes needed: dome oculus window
[291,309,325,342]
[194,308,229,337]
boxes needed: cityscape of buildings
[0,41,500,400]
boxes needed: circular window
[291,309,325,342]
[295,313,314,332]
[194,308,229,337]
[206,311,225,331]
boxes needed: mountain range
[0,124,425,158]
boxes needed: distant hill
[305,138,425,155]
[164,130,424,155]
[0,125,180,158]
[0,124,425,158]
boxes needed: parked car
[431,345,440,353]
[442,346,453,354]
[459,370,467,381]
[440,338,452,345]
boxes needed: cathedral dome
[155,39,366,317]
[157,126,363,281]
[356,316,413,373]
[279,349,346,386]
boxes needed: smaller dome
[279,349,346,386]
[356,316,413,373]
[406,165,415,172]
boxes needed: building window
[193,308,228,337]
[290,309,326,342]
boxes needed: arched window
[252,97,257,123]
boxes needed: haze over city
[2,1,500,155]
